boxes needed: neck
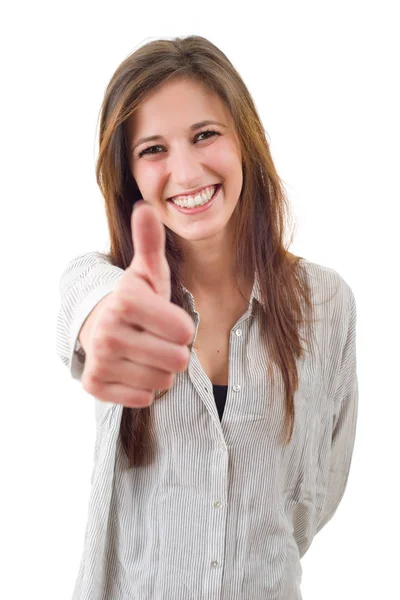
[179,225,237,298]
[181,258,253,310]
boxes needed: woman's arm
[56,251,124,381]
[316,286,359,533]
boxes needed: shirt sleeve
[316,285,359,533]
[55,251,125,382]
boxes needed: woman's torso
[191,283,253,386]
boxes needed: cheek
[132,162,165,196]
[208,144,241,175]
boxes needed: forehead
[128,78,233,136]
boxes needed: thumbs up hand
[81,201,196,408]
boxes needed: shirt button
[235,329,242,337]
[233,384,241,392]
[211,560,219,569]
[213,500,222,508]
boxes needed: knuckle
[185,322,196,343]
[82,371,101,395]
[99,307,117,328]
[176,346,190,370]
[156,371,171,389]
[89,358,109,381]
[128,389,153,408]
[115,294,133,319]
[91,329,108,350]
[102,333,122,353]
[163,372,175,389]
[141,392,155,407]
[93,330,122,355]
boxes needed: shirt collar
[178,270,262,316]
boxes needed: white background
[1,0,398,598]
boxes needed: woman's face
[127,78,243,243]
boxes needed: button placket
[206,324,247,589]
[207,439,228,587]
[232,327,243,395]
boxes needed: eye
[138,145,163,158]
[137,129,220,158]
[195,129,219,142]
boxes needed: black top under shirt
[213,384,228,421]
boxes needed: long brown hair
[95,35,318,468]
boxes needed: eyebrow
[131,120,227,152]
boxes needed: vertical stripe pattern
[56,252,358,600]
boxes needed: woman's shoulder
[297,256,355,315]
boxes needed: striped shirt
[56,252,358,600]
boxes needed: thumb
[130,201,171,301]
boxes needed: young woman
[56,35,358,600]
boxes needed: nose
[168,144,205,190]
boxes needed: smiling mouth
[167,184,221,212]
[167,184,219,203]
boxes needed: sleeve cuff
[69,282,121,381]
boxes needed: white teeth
[171,185,217,207]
